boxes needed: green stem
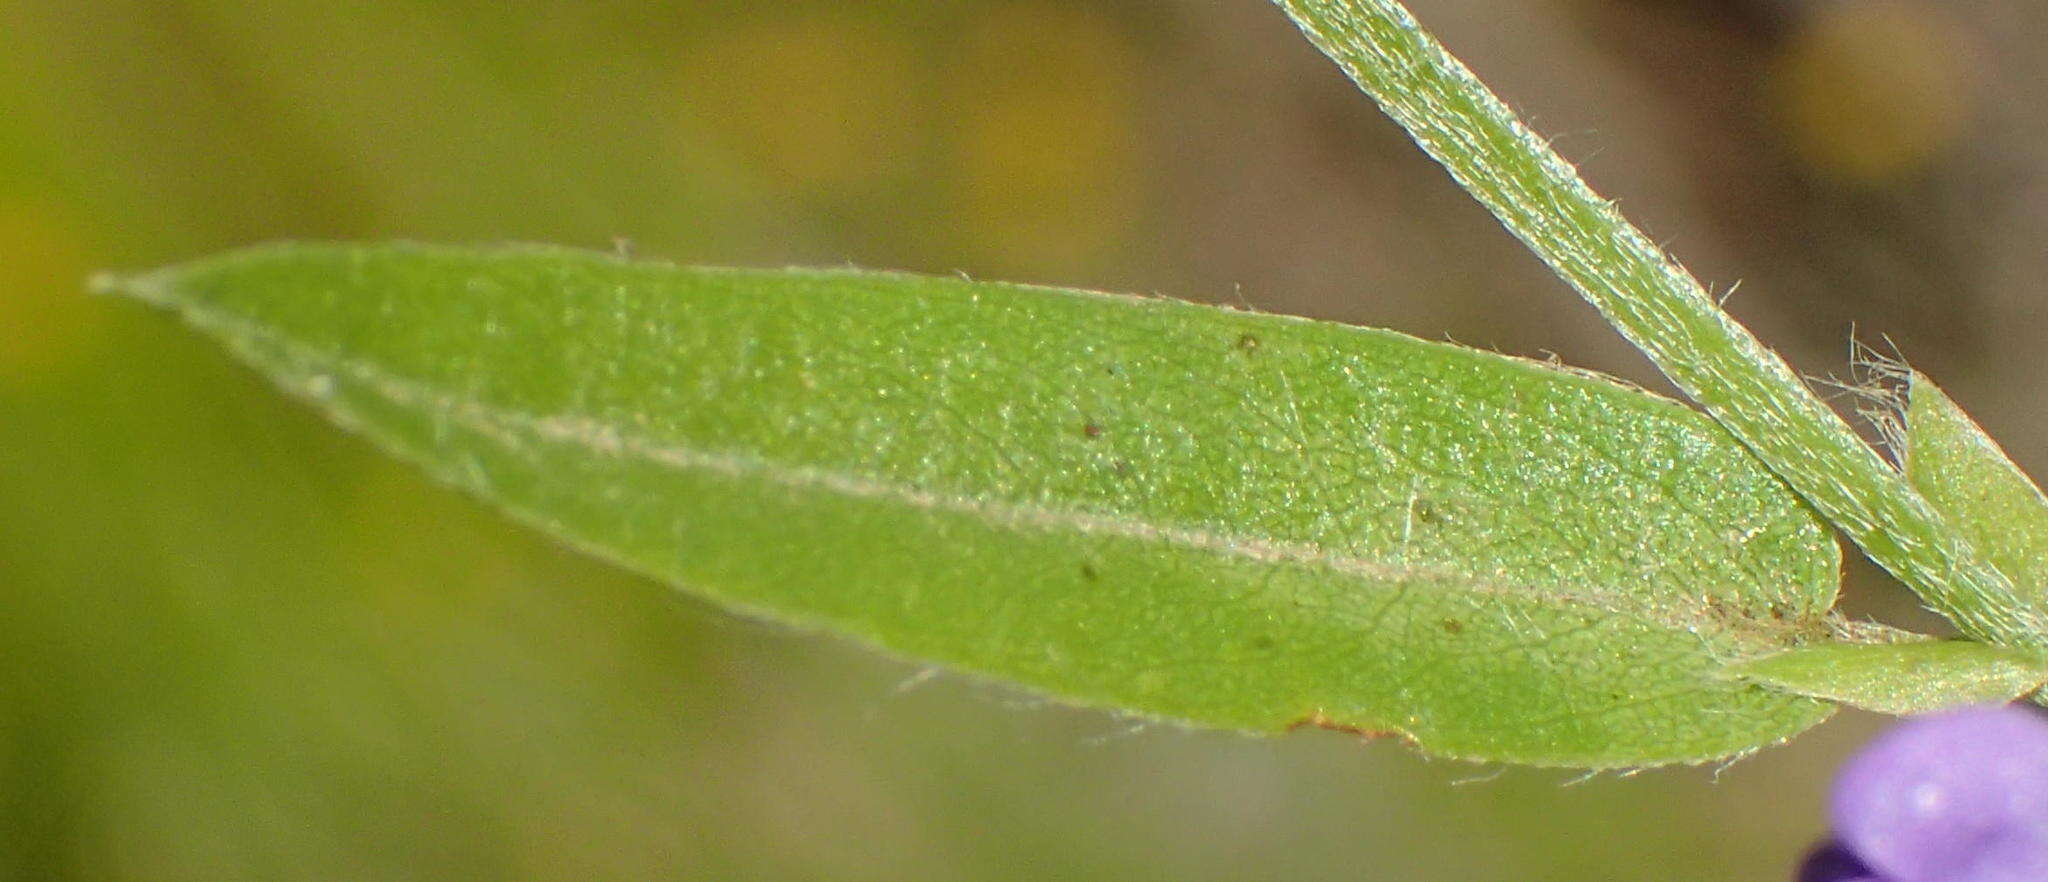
[1273,0,2048,648]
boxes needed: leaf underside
[1729,640,2048,716]
[1906,375,2048,614]
[101,242,1843,768]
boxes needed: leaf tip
[87,267,176,307]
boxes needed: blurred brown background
[4,0,2045,879]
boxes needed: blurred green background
[5,0,2045,878]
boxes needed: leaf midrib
[131,280,1814,649]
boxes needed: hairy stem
[1273,0,2048,648]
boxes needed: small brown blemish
[1235,333,1261,354]
[1082,422,1103,439]
[1286,712,1410,744]
[1080,563,1100,581]
[1703,595,1732,622]
[1440,618,1464,635]
[1112,459,1132,477]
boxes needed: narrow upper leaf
[1729,640,2048,715]
[101,242,1842,767]
[1906,374,2048,606]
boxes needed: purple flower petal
[1799,838,1882,882]
[1830,705,2048,882]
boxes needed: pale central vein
[148,286,1777,641]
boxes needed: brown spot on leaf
[1441,618,1464,635]
[1703,595,1733,624]
[1082,422,1102,439]
[1286,712,1412,745]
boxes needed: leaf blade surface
[102,242,1843,766]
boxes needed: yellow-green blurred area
[4,0,2046,878]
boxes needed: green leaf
[1906,374,2048,604]
[99,242,1843,768]
[1728,640,2047,715]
